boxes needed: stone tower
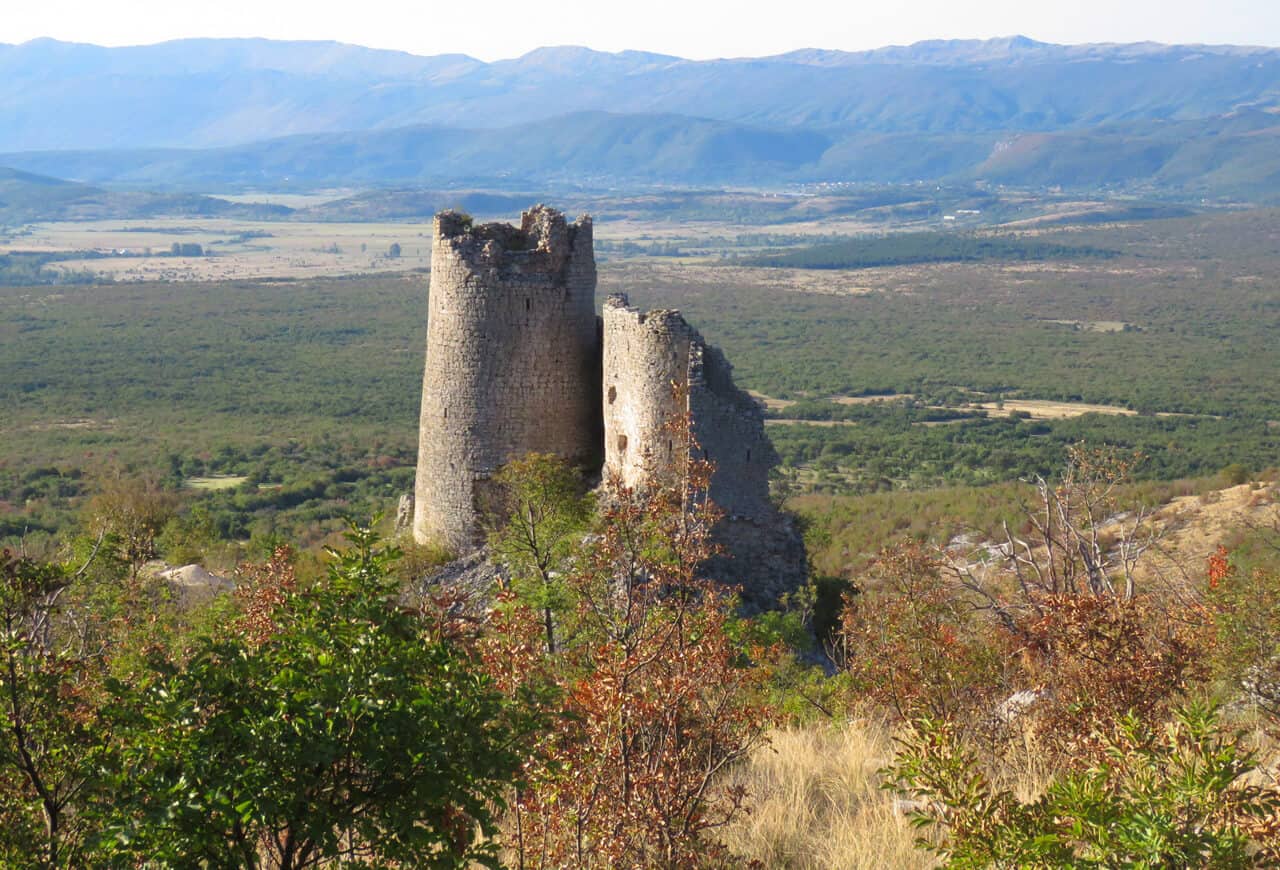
[413,206,600,551]
[600,296,693,493]
[602,294,804,606]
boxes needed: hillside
[5,109,1280,201]
[0,167,292,222]
[0,113,831,188]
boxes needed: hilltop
[0,167,291,222]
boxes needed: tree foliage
[104,526,532,869]
[0,547,111,867]
[488,433,775,867]
[487,453,593,654]
[836,543,1008,723]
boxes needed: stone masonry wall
[602,294,805,606]
[687,342,779,522]
[600,294,693,491]
[413,206,600,551]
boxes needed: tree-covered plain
[740,231,1118,270]
[3,208,1280,557]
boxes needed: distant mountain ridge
[0,112,833,187]
[4,109,1279,202]
[2,36,1279,199]
[2,36,1278,150]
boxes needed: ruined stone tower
[602,294,775,517]
[602,294,805,605]
[600,297,693,493]
[414,205,805,605]
[413,206,600,551]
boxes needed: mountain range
[1,36,1278,198]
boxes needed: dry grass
[721,716,1068,869]
[185,475,248,490]
[749,390,797,411]
[1140,481,1280,586]
[4,218,435,281]
[765,419,860,428]
[974,398,1138,419]
[1040,318,1132,332]
[831,393,915,405]
[721,719,930,869]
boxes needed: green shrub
[103,526,534,868]
[890,702,1280,868]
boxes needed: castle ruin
[414,208,600,551]
[602,294,778,522]
[414,205,805,603]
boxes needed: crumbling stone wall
[413,206,600,551]
[602,294,805,606]
[600,294,692,492]
[602,293,773,515]
[687,342,779,522]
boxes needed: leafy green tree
[105,526,533,869]
[487,453,592,654]
[155,503,221,566]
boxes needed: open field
[211,191,355,208]
[766,419,861,428]
[973,399,1138,419]
[186,475,249,490]
[0,186,1187,284]
[1040,318,1132,332]
[756,394,1149,420]
[2,216,896,282]
[2,219,436,281]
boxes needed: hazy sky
[3,0,1278,60]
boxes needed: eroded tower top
[433,204,592,277]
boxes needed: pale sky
[2,0,1278,60]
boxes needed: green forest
[742,231,1118,269]
[7,210,1280,552]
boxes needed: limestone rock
[159,563,235,606]
[394,492,414,535]
[413,548,507,606]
